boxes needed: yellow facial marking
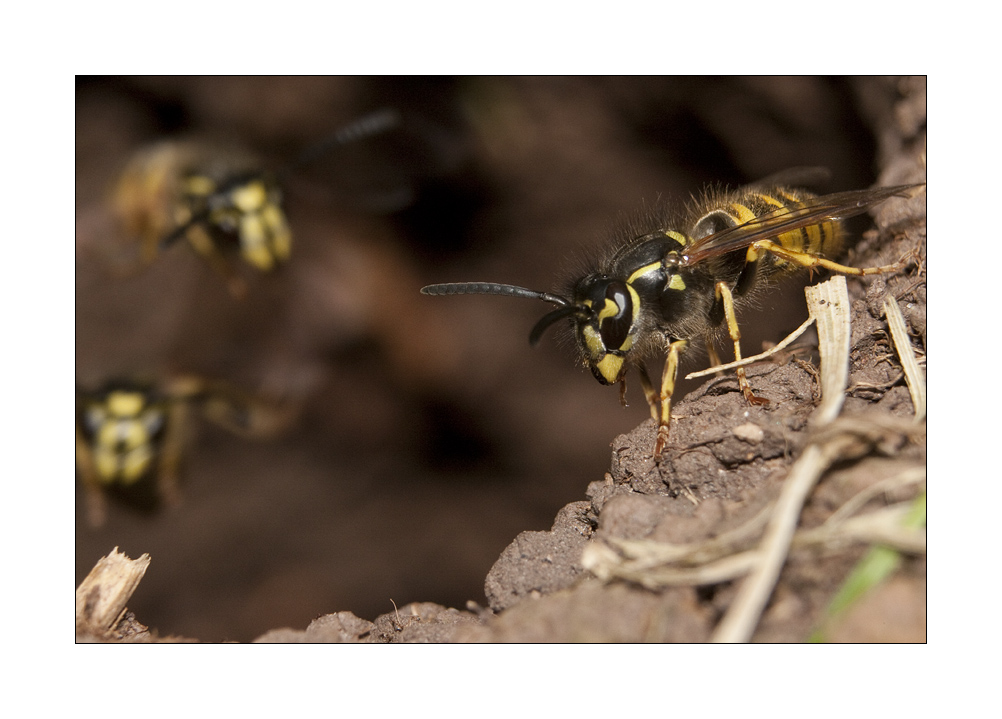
[582,325,604,359]
[598,298,619,321]
[107,391,145,417]
[231,181,268,212]
[594,354,625,384]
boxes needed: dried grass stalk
[883,294,926,421]
[76,547,151,637]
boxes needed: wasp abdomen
[693,188,841,268]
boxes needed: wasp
[422,170,925,456]
[76,376,295,527]
[111,108,401,298]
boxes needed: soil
[76,76,926,642]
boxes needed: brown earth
[76,76,926,642]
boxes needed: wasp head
[420,279,640,386]
[526,275,639,386]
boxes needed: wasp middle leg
[715,281,769,407]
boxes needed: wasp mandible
[422,171,925,456]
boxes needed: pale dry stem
[883,294,926,421]
[75,547,151,638]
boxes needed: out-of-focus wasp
[75,376,295,527]
[422,170,925,456]
[111,109,401,298]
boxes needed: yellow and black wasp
[422,170,925,456]
[76,376,294,527]
[111,108,401,298]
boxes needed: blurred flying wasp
[76,376,296,527]
[111,109,402,298]
[422,169,925,457]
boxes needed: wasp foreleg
[638,339,690,456]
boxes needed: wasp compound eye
[598,281,634,353]
[573,278,638,386]
[577,277,634,352]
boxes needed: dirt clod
[484,502,594,613]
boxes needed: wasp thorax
[574,276,639,385]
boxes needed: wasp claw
[745,392,770,406]
[654,425,670,457]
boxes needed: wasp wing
[741,166,832,193]
[681,184,922,267]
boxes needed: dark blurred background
[76,76,908,641]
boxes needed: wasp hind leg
[638,339,689,456]
[714,281,769,407]
[749,239,906,277]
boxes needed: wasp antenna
[529,304,581,346]
[421,282,571,307]
[333,108,401,145]
[288,108,402,173]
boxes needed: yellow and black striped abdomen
[81,390,166,486]
[691,187,843,268]
[749,187,839,260]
